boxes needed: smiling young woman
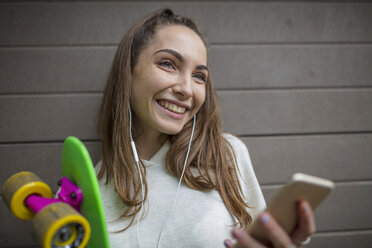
[96,8,315,248]
[130,25,207,145]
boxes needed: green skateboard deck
[61,136,110,248]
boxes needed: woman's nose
[172,75,192,99]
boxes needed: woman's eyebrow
[153,49,209,72]
[154,49,184,62]
[196,65,209,72]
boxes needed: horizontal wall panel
[1,134,370,188]
[242,134,372,184]
[1,89,372,142]
[309,231,372,248]
[0,199,36,247]
[193,2,372,44]
[0,47,114,94]
[0,142,101,191]
[261,182,372,232]
[209,45,372,89]
[0,94,101,142]
[220,89,372,135]
[0,2,371,46]
[1,45,371,94]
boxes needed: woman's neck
[134,130,169,160]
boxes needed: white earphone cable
[129,106,145,248]
[129,105,196,248]
[157,115,196,248]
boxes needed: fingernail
[304,205,310,213]
[302,202,310,213]
[260,213,270,224]
[224,239,233,247]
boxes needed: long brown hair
[97,8,252,231]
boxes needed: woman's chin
[161,127,183,136]
[157,121,185,136]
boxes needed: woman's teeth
[158,100,186,114]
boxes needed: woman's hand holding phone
[225,200,315,248]
[225,173,334,248]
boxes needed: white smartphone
[237,173,335,246]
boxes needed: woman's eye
[193,73,206,83]
[158,60,175,70]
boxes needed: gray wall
[1,1,372,247]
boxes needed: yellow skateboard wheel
[31,202,90,248]
[1,171,52,220]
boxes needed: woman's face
[131,25,207,137]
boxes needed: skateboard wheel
[31,202,90,248]
[1,171,52,220]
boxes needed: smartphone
[242,173,334,246]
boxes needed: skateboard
[1,136,110,248]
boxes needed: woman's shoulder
[223,132,240,143]
[94,161,109,186]
[95,160,102,173]
[223,133,249,156]
[223,134,267,213]
[222,132,249,161]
